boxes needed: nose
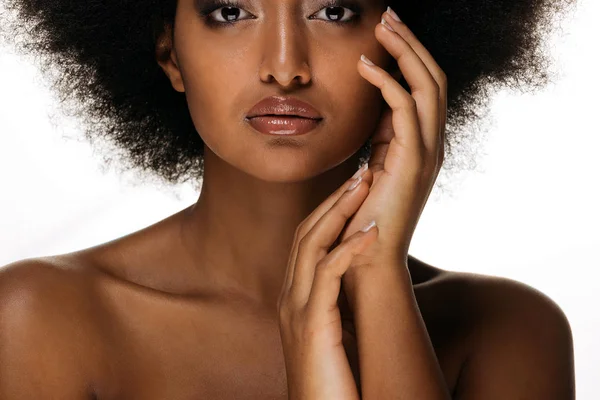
[258,12,312,88]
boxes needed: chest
[95,292,464,399]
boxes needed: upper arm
[454,277,575,400]
[0,259,97,399]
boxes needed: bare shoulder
[425,266,575,399]
[424,266,570,321]
[0,255,102,315]
[0,256,108,399]
[431,268,573,334]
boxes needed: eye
[197,0,363,28]
[310,6,359,24]
[206,6,252,24]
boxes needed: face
[158,0,396,182]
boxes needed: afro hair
[0,0,578,187]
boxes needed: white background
[1,1,598,397]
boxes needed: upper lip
[247,96,323,120]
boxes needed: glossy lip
[246,95,323,120]
[247,116,322,136]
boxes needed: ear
[156,23,185,93]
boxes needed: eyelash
[197,0,363,28]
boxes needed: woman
[0,0,576,398]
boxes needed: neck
[179,148,362,312]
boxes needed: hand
[277,168,378,400]
[341,10,448,283]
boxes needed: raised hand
[329,9,451,399]
[341,8,448,278]
[277,165,377,400]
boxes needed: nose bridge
[259,6,310,85]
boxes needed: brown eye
[311,6,357,23]
[208,6,251,23]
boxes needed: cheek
[181,56,249,136]
[320,61,384,141]
[316,36,390,138]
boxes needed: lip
[247,116,322,136]
[246,95,323,120]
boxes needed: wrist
[347,257,411,283]
[341,259,413,314]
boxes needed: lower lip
[247,116,322,136]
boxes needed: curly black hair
[0,0,577,187]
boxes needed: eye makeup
[195,0,365,29]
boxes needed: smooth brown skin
[0,0,575,399]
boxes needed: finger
[305,223,378,320]
[358,54,424,176]
[381,10,447,165]
[373,12,441,163]
[282,166,374,295]
[288,177,370,307]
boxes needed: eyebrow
[195,0,375,6]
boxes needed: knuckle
[402,95,417,110]
[295,224,309,242]
[428,83,440,97]
[277,289,289,307]
[297,233,314,254]
[314,258,331,276]
[277,295,292,317]
[437,71,448,86]
[293,224,301,237]
[338,202,356,221]
[278,298,301,326]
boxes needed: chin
[202,122,370,183]
[243,147,362,184]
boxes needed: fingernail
[381,16,396,33]
[352,163,369,179]
[347,176,362,192]
[361,220,377,232]
[360,54,375,67]
[387,7,402,23]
